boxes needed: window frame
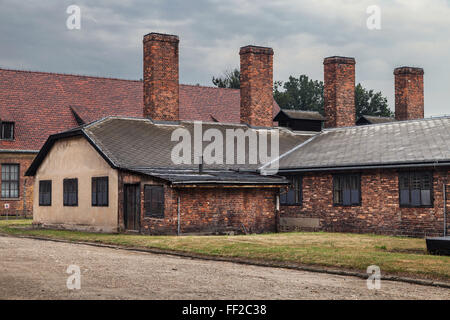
[0,121,15,140]
[144,185,165,219]
[39,180,52,206]
[398,171,433,208]
[63,178,78,207]
[333,173,361,207]
[1,164,20,199]
[92,176,109,207]
[280,175,303,206]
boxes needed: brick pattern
[0,68,280,152]
[323,56,356,128]
[394,67,424,121]
[0,153,35,217]
[118,171,277,235]
[143,33,180,121]
[280,168,450,237]
[240,46,274,127]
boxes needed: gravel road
[0,236,448,300]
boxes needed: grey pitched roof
[276,109,326,121]
[268,116,450,171]
[80,117,313,171]
[26,116,314,184]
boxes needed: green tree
[354,83,393,118]
[274,75,393,118]
[212,68,240,89]
[273,75,324,114]
[212,70,393,118]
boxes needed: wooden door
[124,184,140,231]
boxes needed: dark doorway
[124,184,140,231]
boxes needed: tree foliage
[211,68,240,89]
[273,75,324,114]
[354,83,393,118]
[212,70,393,118]
[274,75,393,118]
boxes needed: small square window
[280,176,302,205]
[333,174,361,206]
[399,171,432,207]
[1,164,19,198]
[92,177,108,206]
[63,178,78,206]
[1,122,14,140]
[39,180,52,206]
[144,185,164,218]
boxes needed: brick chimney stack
[240,45,274,127]
[394,67,424,121]
[323,56,356,128]
[143,32,179,121]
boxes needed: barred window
[39,180,52,206]
[0,122,14,140]
[92,177,108,206]
[1,164,19,198]
[144,185,164,218]
[63,178,78,206]
[333,174,361,206]
[399,171,432,207]
[280,176,302,205]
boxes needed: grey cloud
[0,0,449,116]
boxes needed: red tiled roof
[0,68,279,151]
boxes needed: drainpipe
[177,195,181,236]
[276,194,280,233]
[444,184,447,237]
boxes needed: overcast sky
[1,0,449,116]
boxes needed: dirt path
[0,236,448,300]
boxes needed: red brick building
[4,31,450,237]
[274,61,450,238]
[0,32,281,217]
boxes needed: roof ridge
[361,115,394,118]
[0,67,244,90]
[179,83,239,90]
[0,67,142,83]
[325,115,450,132]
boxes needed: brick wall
[240,45,274,127]
[323,56,356,128]
[118,171,277,235]
[0,152,35,217]
[280,168,450,237]
[143,32,179,121]
[394,67,424,121]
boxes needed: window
[144,185,164,218]
[333,174,361,206]
[280,176,302,205]
[63,178,78,206]
[1,164,19,198]
[39,180,52,206]
[92,177,108,206]
[1,122,14,140]
[399,171,432,207]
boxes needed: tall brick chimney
[143,32,179,121]
[394,67,424,121]
[323,56,356,128]
[240,45,274,127]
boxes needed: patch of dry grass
[1,219,449,281]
